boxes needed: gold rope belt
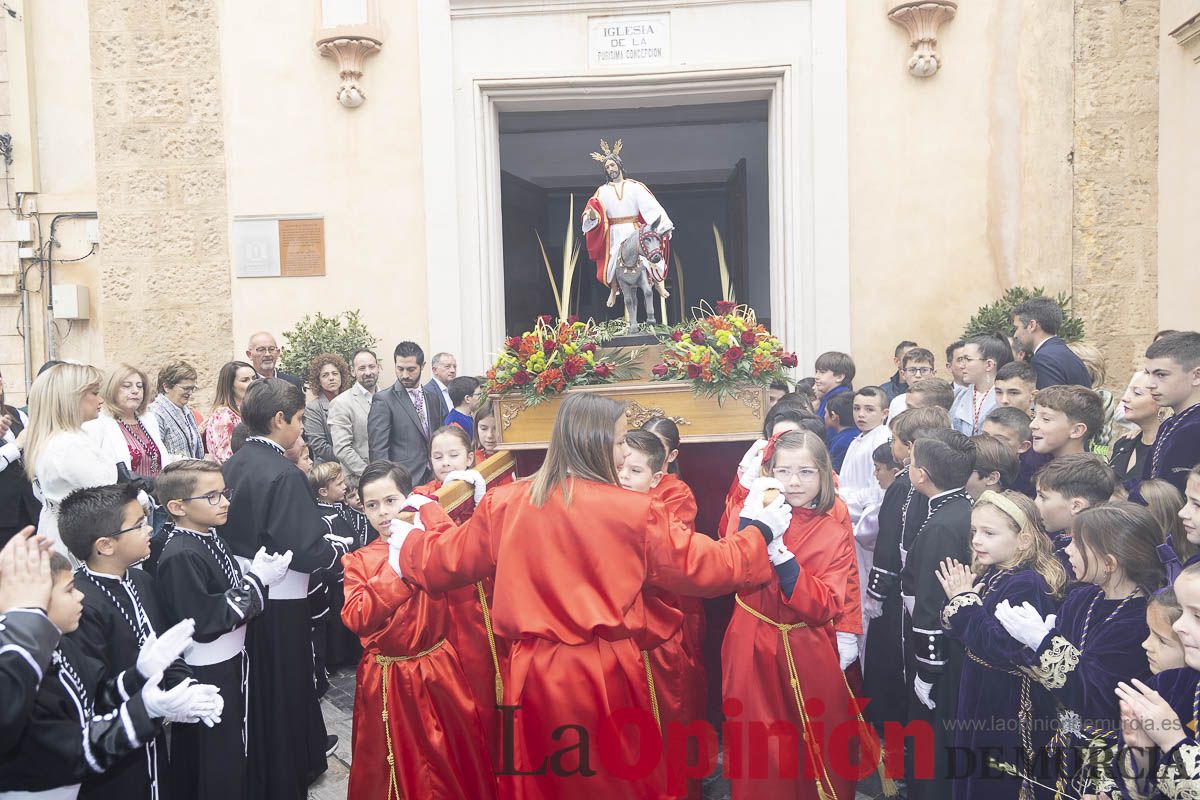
[609,215,639,224]
[967,651,1035,800]
[376,639,447,800]
[475,580,505,705]
[640,649,662,729]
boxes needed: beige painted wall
[1158,0,1200,332]
[219,0,428,376]
[846,0,1074,386]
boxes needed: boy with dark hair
[0,546,218,797]
[945,340,968,390]
[814,350,855,430]
[965,433,1020,499]
[155,459,291,800]
[1029,384,1104,459]
[900,428,976,800]
[767,380,791,411]
[906,377,956,412]
[763,407,825,440]
[218,378,352,797]
[994,360,1038,417]
[880,340,919,402]
[983,405,1049,498]
[949,334,1012,436]
[824,390,857,471]
[60,482,217,800]
[888,347,937,417]
[444,375,481,436]
[1142,331,1200,493]
[1034,453,1116,538]
[1011,296,1092,389]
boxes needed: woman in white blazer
[84,363,180,479]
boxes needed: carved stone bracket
[317,36,382,108]
[1169,11,1200,63]
[625,400,690,430]
[888,1,957,78]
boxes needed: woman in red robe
[341,462,496,800]
[396,394,786,800]
[721,431,865,800]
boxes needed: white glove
[402,493,436,512]
[863,595,884,621]
[738,439,768,489]
[444,469,486,504]
[178,682,224,728]
[766,538,794,566]
[914,676,936,710]
[141,672,221,724]
[743,477,785,517]
[387,519,419,577]
[743,497,791,541]
[136,619,195,679]
[994,600,1056,651]
[836,631,859,670]
[247,547,293,588]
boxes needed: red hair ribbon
[760,433,785,462]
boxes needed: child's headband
[977,490,1029,532]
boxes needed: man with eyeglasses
[879,340,918,403]
[245,332,303,391]
[887,347,939,418]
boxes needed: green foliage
[278,311,380,377]
[962,287,1084,343]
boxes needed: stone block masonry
[88,0,232,409]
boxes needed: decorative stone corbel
[888,0,957,78]
[317,35,382,108]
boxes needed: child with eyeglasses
[887,346,938,418]
[153,459,293,800]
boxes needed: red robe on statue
[341,533,496,800]
[399,478,773,800]
[720,504,862,800]
[582,195,671,285]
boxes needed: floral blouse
[204,405,242,464]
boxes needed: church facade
[0,0,1194,404]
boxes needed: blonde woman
[84,363,178,478]
[21,363,115,550]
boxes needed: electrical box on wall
[14,221,32,242]
[52,284,91,320]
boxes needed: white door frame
[418,1,850,373]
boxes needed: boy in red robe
[341,461,495,800]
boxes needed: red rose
[689,329,706,345]
[593,363,612,378]
[513,371,531,386]
[506,336,522,349]
[781,353,798,368]
[651,363,669,377]
[687,363,702,379]
[715,300,736,315]
[670,330,683,342]
[581,343,598,355]
[536,314,553,325]
[567,315,580,324]
[740,330,757,346]
[542,341,556,354]
[725,346,744,363]
[562,359,581,379]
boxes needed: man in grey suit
[327,348,380,483]
[367,341,447,485]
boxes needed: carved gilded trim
[498,400,524,430]
[625,400,690,429]
[732,385,764,419]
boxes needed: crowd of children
[0,322,1199,800]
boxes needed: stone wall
[1072,0,1160,387]
[88,0,231,407]
[0,20,20,403]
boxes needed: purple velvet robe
[1147,403,1200,495]
[943,567,1060,800]
[1112,667,1200,800]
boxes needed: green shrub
[278,311,379,377]
[963,287,1084,343]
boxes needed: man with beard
[245,331,303,391]
[327,349,381,484]
[366,342,447,485]
[0,368,40,545]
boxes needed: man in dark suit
[1011,297,1092,389]
[246,331,304,391]
[367,341,448,485]
[424,352,457,416]
[0,369,41,545]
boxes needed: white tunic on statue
[584,179,674,284]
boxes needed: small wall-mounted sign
[588,14,669,69]
[233,215,326,278]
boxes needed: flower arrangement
[651,301,797,401]
[485,316,632,405]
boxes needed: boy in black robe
[217,379,350,800]
[155,458,292,800]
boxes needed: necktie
[410,389,429,436]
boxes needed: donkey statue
[614,217,667,335]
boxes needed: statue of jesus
[580,139,674,308]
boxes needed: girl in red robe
[473,399,515,487]
[396,393,786,800]
[721,430,865,800]
[341,461,495,799]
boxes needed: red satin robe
[341,536,495,800]
[399,478,773,800]
[720,506,861,800]
[411,482,509,759]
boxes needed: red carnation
[593,363,612,378]
[537,314,553,325]
[689,329,706,345]
[781,352,798,368]
[581,343,598,355]
[715,300,736,315]
[670,330,683,342]
[506,336,522,349]
[561,358,582,379]
[513,370,531,386]
[542,340,556,355]
[725,346,744,363]
[651,363,669,378]
[740,330,757,346]
[687,363,702,379]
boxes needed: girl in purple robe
[937,490,1066,800]
[995,502,1166,799]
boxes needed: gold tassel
[879,764,899,797]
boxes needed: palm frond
[713,224,735,303]
[535,230,562,319]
